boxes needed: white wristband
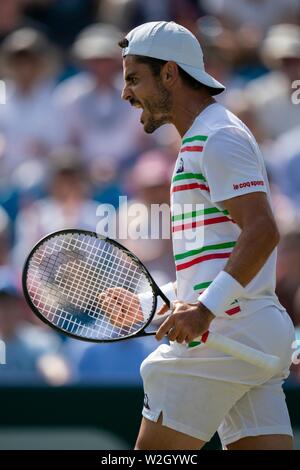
[198,271,244,318]
[138,282,177,323]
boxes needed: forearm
[224,220,279,287]
[198,218,279,318]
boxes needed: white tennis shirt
[171,102,284,318]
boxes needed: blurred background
[0,0,300,450]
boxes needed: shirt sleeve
[202,126,267,204]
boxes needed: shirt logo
[176,158,184,174]
[143,393,150,410]
[233,180,264,190]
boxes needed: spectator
[13,150,100,268]
[0,206,17,287]
[22,0,97,48]
[0,27,64,185]
[277,232,300,386]
[54,23,147,181]
[265,125,300,212]
[224,90,266,143]
[0,283,65,384]
[245,24,300,142]
[97,0,146,31]
[0,0,47,44]
[201,0,300,35]
[276,231,300,327]
[116,149,175,286]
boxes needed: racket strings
[33,239,145,329]
[26,233,155,340]
[54,245,144,314]
[29,248,147,338]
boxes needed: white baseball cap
[122,21,225,95]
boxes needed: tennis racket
[22,229,280,373]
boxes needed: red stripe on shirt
[172,182,210,193]
[181,145,203,153]
[176,252,231,271]
[225,306,241,316]
[172,216,232,233]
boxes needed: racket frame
[22,228,170,343]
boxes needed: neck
[172,91,216,137]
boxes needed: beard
[142,81,173,134]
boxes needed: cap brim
[177,62,225,95]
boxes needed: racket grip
[197,331,281,373]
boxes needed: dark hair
[137,55,209,90]
[118,39,210,92]
[118,38,129,48]
[137,55,212,93]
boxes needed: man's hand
[155,300,215,343]
[98,287,144,329]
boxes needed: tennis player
[108,21,295,450]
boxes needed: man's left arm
[221,191,280,287]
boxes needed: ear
[161,61,179,88]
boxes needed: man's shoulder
[189,102,247,140]
[181,103,257,161]
[198,109,259,161]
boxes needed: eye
[131,77,138,85]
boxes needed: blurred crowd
[0,0,300,387]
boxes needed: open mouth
[130,99,143,109]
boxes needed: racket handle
[196,331,281,373]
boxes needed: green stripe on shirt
[193,281,212,291]
[182,135,208,144]
[172,172,207,183]
[172,207,229,222]
[174,241,236,261]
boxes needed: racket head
[22,229,158,342]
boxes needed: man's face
[9,53,43,87]
[122,55,173,133]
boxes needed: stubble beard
[143,81,173,134]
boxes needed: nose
[121,83,133,101]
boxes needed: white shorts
[140,306,295,445]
